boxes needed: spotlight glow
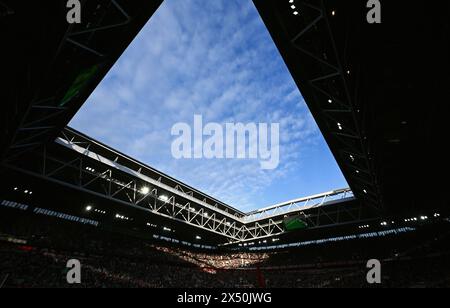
[140,186,150,195]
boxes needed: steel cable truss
[3,0,163,162]
[291,0,382,208]
[253,0,383,209]
[2,128,379,244]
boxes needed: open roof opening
[69,0,348,212]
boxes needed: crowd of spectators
[155,246,270,270]
[1,212,450,288]
[2,240,449,288]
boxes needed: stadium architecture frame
[2,127,378,244]
[2,0,448,247]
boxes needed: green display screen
[60,65,99,107]
[283,216,308,231]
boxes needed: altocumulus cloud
[70,0,345,212]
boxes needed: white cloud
[70,0,329,212]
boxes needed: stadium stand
[1,213,449,288]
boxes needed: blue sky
[70,0,348,212]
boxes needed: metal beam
[2,133,377,244]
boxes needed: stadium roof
[1,0,449,245]
[253,0,450,214]
[0,0,163,161]
[2,127,369,245]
